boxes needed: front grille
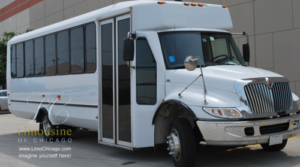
[244,82,292,114]
[260,123,290,135]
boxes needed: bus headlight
[203,107,243,118]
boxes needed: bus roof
[8,1,232,45]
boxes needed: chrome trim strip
[10,100,98,108]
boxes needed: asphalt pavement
[1,111,299,167]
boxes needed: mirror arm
[127,32,136,40]
[178,58,208,105]
[231,31,249,44]
[127,61,135,69]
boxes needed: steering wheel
[212,54,229,62]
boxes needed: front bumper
[197,114,300,146]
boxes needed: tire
[260,139,288,152]
[39,114,59,140]
[167,118,196,167]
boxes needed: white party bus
[6,1,300,167]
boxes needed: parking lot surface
[1,111,300,167]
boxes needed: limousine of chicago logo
[17,95,72,137]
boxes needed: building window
[136,38,157,105]
[25,40,34,77]
[45,34,56,75]
[71,26,84,73]
[34,37,45,76]
[57,30,70,74]
[85,23,96,73]
[16,43,24,78]
[11,45,16,78]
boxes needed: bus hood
[165,66,284,93]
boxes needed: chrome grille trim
[244,82,292,114]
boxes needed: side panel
[132,31,166,148]
[7,21,99,130]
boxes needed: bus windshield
[159,31,246,69]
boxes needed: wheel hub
[167,129,181,161]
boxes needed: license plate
[269,134,283,146]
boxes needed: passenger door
[99,14,132,148]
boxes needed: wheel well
[153,100,202,145]
[36,108,48,123]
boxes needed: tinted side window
[136,38,157,105]
[34,37,45,76]
[71,27,84,73]
[16,43,24,78]
[25,40,34,77]
[85,23,96,73]
[45,34,56,75]
[3,91,7,96]
[11,45,16,78]
[57,30,70,74]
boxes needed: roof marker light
[158,1,164,4]
[184,3,190,6]
[191,3,197,6]
[223,5,227,8]
[199,4,204,7]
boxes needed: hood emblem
[265,78,273,89]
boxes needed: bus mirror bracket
[232,31,250,66]
[123,32,136,69]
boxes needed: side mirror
[243,43,250,63]
[123,38,134,61]
[184,56,198,71]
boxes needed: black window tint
[34,38,45,76]
[85,23,96,73]
[71,27,84,73]
[45,34,56,75]
[11,45,16,78]
[16,43,24,78]
[25,40,34,77]
[101,23,113,139]
[3,91,7,96]
[57,30,70,74]
[136,38,157,105]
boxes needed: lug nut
[167,148,170,150]
[166,141,169,144]
[167,136,171,139]
[169,152,174,155]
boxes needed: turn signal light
[158,1,164,4]
[223,5,227,8]
[191,3,197,6]
[199,4,204,7]
[184,3,190,6]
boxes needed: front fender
[165,83,241,118]
[152,99,196,124]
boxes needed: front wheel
[260,139,288,152]
[167,118,196,167]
